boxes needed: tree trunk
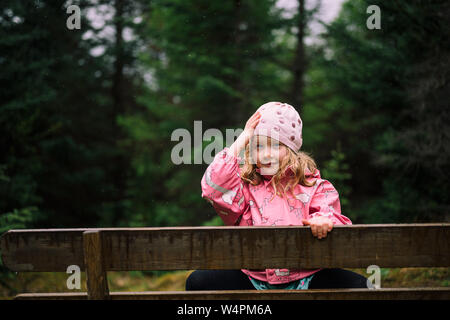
[111,0,126,225]
[232,0,245,126]
[291,0,306,109]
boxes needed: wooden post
[83,230,110,300]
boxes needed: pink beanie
[253,101,303,152]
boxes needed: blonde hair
[240,140,318,202]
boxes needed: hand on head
[243,111,261,146]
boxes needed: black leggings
[185,268,371,290]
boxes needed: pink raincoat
[200,147,352,284]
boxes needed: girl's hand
[229,111,261,157]
[302,216,334,239]
[243,111,261,145]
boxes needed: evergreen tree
[0,0,125,228]
[309,0,450,222]
[122,0,290,226]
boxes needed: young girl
[186,101,370,291]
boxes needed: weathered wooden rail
[1,224,449,299]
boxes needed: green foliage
[0,207,37,296]
[306,0,450,223]
[321,142,352,213]
[0,207,36,234]
[116,0,290,228]
[202,215,225,227]
[0,0,447,231]
[0,0,124,228]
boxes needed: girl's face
[251,135,288,175]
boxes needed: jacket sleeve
[307,179,352,225]
[201,147,249,226]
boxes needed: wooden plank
[15,292,88,300]
[2,224,449,272]
[100,224,450,270]
[14,287,450,300]
[0,229,85,271]
[83,230,110,300]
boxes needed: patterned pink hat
[253,101,303,152]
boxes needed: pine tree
[121,0,290,226]
[309,0,450,222]
[0,0,129,227]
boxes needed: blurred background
[1,0,449,297]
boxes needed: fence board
[14,288,450,300]
[1,224,449,272]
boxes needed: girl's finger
[318,226,324,239]
[247,115,261,129]
[246,113,260,127]
[251,112,261,121]
[252,113,261,122]
[321,226,327,238]
[250,120,260,129]
[311,225,317,237]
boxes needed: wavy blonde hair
[240,140,317,201]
